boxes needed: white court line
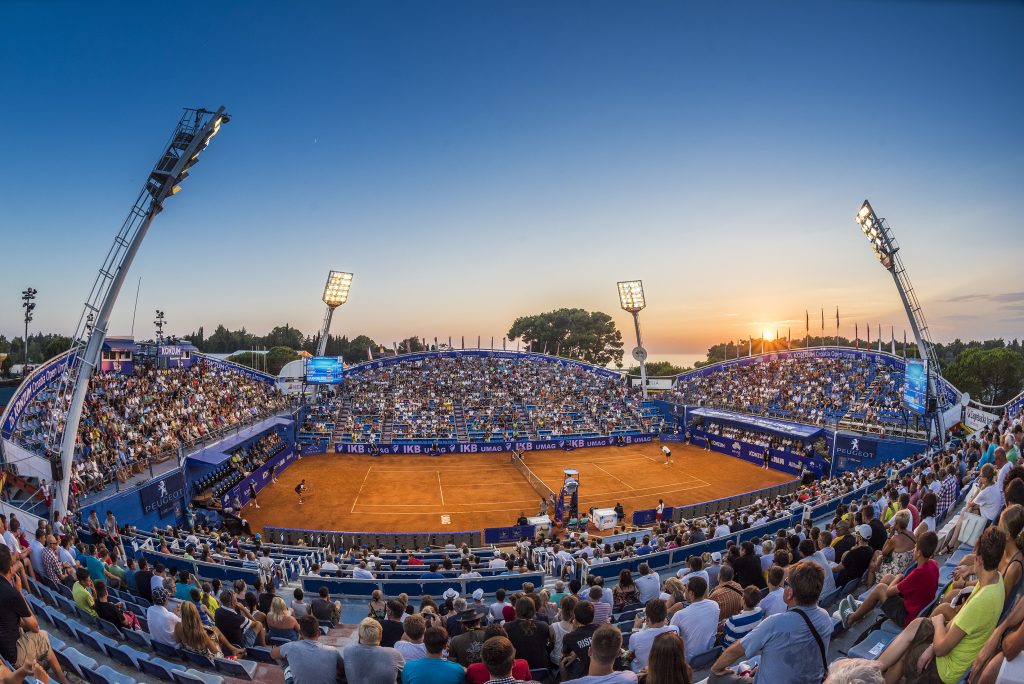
[437,471,445,506]
[591,463,635,490]
[350,465,373,514]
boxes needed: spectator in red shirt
[838,531,939,630]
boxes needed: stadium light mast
[21,287,37,371]
[45,107,229,515]
[854,199,946,441]
[617,280,649,399]
[154,310,166,343]
[316,271,353,356]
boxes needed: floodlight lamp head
[322,270,353,307]
[617,280,646,313]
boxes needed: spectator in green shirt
[876,526,1006,684]
[72,567,98,618]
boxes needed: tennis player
[661,444,672,465]
[295,480,307,505]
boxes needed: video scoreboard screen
[305,356,345,384]
[903,360,928,414]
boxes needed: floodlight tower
[154,310,167,343]
[45,107,230,515]
[21,287,37,369]
[316,271,353,356]
[854,200,946,441]
[618,280,649,399]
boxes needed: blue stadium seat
[95,618,124,639]
[108,644,149,671]
[847,629,897,660]
[140,656,186,681]
[213,657,259,680]
[55,646,98,678]
[151,639,184,660]
[46,634,65,653]
[243,646,275,664]
[170,669,224,684]
[83,665,136,684]
[122,629,152,650]
[79,629,117,656]
[183,650,216,670]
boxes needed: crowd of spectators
[671,355,924,435]
[195,431,286,502]
[10,360,287,498]
[701,421,812,456]
[339,356,654,443]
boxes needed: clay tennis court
[243,442,794,534]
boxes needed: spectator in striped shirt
[937,464,959,518]
[722,587,764,645]
[588,586,611,624]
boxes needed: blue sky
[1,1,1022,362]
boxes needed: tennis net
[512,451,556,501]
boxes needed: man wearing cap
[470,588,488,616]
[706,552,723,591]
[446,598,468,637]
[832,524,875,587]
[447,606,487,666]
[146,587,182,647]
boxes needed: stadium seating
[330,354,660,445]
[8,359,287,499]
[672,353,926,437]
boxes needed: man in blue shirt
[402,626,464,684]
[710,561,832,684]
[419,563,446,580]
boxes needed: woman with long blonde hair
[174,601,242,658]
[266,596,300,641]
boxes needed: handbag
[958,511,988,548]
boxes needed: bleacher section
[315,353,660,446]
[672,350,928,438]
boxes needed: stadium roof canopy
[690,407,824,440]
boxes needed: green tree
[944,347,1024,405]
[265,346,300,375]
[265,324,304,350]
[625,361,687,377]
[507,308,623,367]
[44,336,71,360]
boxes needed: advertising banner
[329,433,655,456]
[688,429,827,478]
[833,434,878,473]
[1,353,71,439]
[903,360,928,414]
[483,525,536,545]
[964,405,1000,431]
[139,471,187,516]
